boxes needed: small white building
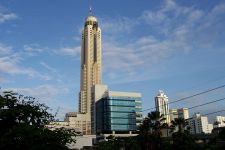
[213,116,225,128]
[187,113,213,134]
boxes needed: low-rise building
[64,112,91,135]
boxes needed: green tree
[170,118,200,150]
[170,118,187,133]
[96,137,122,150]
[138,111,168,150]
[148,111,168,137]
[0,91,77,150]
[171,132,200,150]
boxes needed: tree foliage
[138,111,168,150]
[170,118,188,133]
[0,91,77,150]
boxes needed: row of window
[105,100,136,106]
[108,125,137,130]
[107,97,141,101]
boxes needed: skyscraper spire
[89,0,92,15]
[89,5,92,15]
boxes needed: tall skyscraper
[155,90,170,124]
[79,14,102,118]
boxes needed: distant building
[155,90,170,124]
[170,108,189,121]
[64,112,91,134]
[213,116,225,128]
[187,113,213,134]
[92,84,142,135]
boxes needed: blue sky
[1,0,225,122]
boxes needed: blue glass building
[95,91,142,134]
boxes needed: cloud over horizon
[100,0,225,83]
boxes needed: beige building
[64,112,91,134]
[68,14,102,135]
[155,90,170,124]
[170,108,189,121]
[79,15,102,115]
[48,112,91,135]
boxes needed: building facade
[155,90,170,124]
[64,112,91,135]
[69,14,102,135]
[79,15,102,115]
[92,85,142,134]
[214,116,225,128]
[170,108,189,121]
[91,84,108,134]
[187,113,213,134]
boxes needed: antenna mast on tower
[89,0,92,15]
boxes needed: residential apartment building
[155,90,170,124]
[214,116,225,128]
[170,108,189,121]
[187,113,213,134]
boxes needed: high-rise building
[187,113,213,134]
[155,90,170,124]
[62,14,102,135]
[79,14,102,116]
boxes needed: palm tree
[170,118,200,150]
[138,111,169,150]
[148,111,168,137]
[170,118,187,133]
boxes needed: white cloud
[140,0,178,26]
[2,84,73,121]
[211,3,225,15]
[0,12,17,23]
[23,44,49,56]
[40,62,57,73]
[24,44,44,53]
[0,43,12,56]
[0,56,34,75]
[0,56,51,80]
[100,16,138,34]
[0,6,18,24]
[102,29,193,83]
[102,0,225,83]
[59,46,80,56]
[7,85,67,99]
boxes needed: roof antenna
[89,0,92,15]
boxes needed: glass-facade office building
[95,93,142,133]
